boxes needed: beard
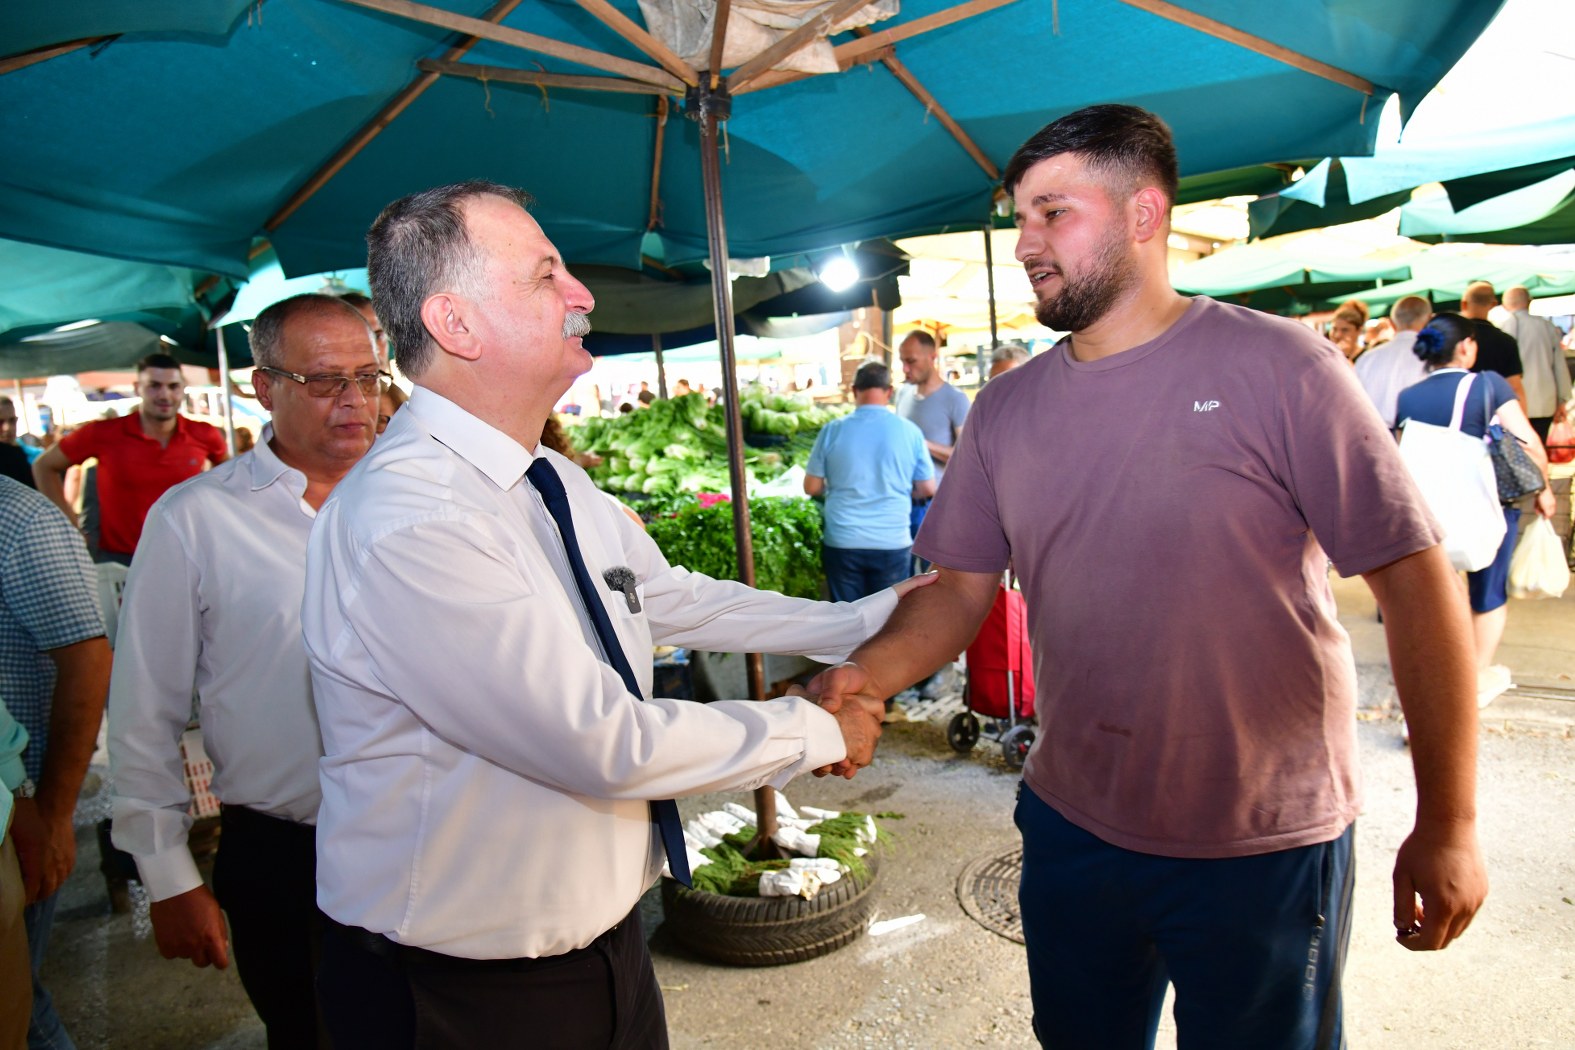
[562,312,591,339]
[1030,224,1138,333]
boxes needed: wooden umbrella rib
[338,0,681,89]
[726,0,872,92]
[572,0,698,86]
[707,0,733,82]
[730,69,815,95]
[832,0,1020,68]
[1114,0,1374,95]
[0,36,114,76]
[265,0,525,233]
[856,29,999,181]
[418,59,675,95]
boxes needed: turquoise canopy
[1,1,1501,284]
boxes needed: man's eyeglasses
[258,367,390,399]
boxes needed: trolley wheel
[1001,725,1036,769]
[947,712,981,752]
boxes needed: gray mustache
[563,313,592,338]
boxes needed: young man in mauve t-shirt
[810,104,1487,1048]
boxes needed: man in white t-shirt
[1354,294,1432,429]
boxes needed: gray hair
[989,342,1031,369]
[366,180,533,377]
[1390,295,1432,330]
[249,294,370,370]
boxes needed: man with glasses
[33,353,228,564]
[108,295,381,1049]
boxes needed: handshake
[789,662,888,780]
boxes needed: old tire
[660,852,881,966]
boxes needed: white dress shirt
[304,388,897,960]
[1354,330,1427,428]
[109,427,324,901]
[1498,309,1571,417]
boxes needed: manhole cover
[957,847,1024,943]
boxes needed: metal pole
[653,334,669,399]
[983,222,1000,376]
[218,325,239,455]
[688,81,776,846]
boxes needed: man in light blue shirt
[805,362,936,602]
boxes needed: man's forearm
[845,568,997,698]
[38,637,112,822]
[1367,546,1478,824]
[926,440,953,466]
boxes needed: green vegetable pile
[645,496,824,599]
[569,389,845,498]
[689,812,894,897]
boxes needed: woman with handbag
[1396,312,1557,707]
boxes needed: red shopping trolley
[948,576,1037,769]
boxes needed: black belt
[331,911,631,973]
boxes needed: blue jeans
[820,545,910,603]
[1015,785,1351,1050]
[24,893,75,1050]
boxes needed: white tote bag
[1398,374,1505,572]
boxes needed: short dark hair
[852,361,892,391]
[1003,104,1179,210]
[338,291,373,309]
[900,330,936,352]
[135,352,183,375]
[1413,312,1475,369]
[366,180,534,377]
[250,294,371,370]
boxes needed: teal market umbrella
[1400,168,1575,246]
[1335,247,1575,311]
[1171,240,1412,314]
[1247,113,1575,240]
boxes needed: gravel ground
[41,707,1574,1049]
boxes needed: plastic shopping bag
[1508,517,1571,599]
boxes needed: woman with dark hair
[1396,312,1556,706]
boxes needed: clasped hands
[789,662,887,780]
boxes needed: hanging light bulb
[818,247,860,292]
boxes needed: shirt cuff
[766,702,846,789]
[133,846,205,903]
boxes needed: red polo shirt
[58,413,228,555]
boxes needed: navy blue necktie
[525,457,691,886]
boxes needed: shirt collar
[406,386,534,490]
[247,423,309,499]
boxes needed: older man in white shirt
[306,181,918,1049]
[109,294,382,1049]
[1354,295,1433,429]
[1497,285,1571,442]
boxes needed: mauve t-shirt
[915,297,1441,858]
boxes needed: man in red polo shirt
[34,354,228,564]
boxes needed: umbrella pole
[218,324,239,455]
[691,81,777,849]
[984,222,999,363]
[653,334,669,399]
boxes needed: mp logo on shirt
[1193,400,1221,412]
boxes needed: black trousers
[318,909,668,1050]
[212,805,330,1050]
